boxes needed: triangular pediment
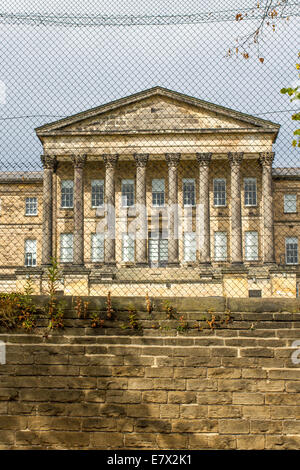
[35,87,280,136]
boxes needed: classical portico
[40,150,276,269]
[35,86,285,297]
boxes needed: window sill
[25,214,38,217]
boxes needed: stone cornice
[36,127,280,138]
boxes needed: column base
[104,262,117,267]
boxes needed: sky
[0,0,299,170]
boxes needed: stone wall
[0,297,300,450]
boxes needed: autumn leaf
[259,57,264,63]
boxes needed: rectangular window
[214,232,227,261]
[152,179,165,207]
[91,233,104,262]
[91,180,104,208]
[149,236,168,265]
[244,178,257,206]
[25,197,38,215]
[60,233,73,262]
[285,237,298,265]
[284,194,297,213]
[121,179,135,207]
[245,231,259,261]
[184,232,196,261]
[61,180,74,208]
[25,239,37,267]
[122,233,135,262]
[183,178,196,206]
[213,178,226,206]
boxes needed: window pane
[25,239,37,266]
[286,237,298,264]
[121,179,135,207]
[91,233,104,262]
[61,180,73,208]
[245,231,258,260]
[152,179,165,207]
[159,239,168,263]
[122,233,135,261]
[91,180,104,208]
[183,179,195,206]
[25,197,37,215]
[149,236,168,264]
[60,233,73,262]
[284,194,297,213]
[149,238,159,263]
[244,178,257,206]
[184,232,196,261]
[213,179,226,206]
[214,232,227,261]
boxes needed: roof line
[35,86,281,134]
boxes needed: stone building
[0,87,299,297]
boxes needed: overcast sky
[0,0,299,170]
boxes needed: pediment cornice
[35,87,280,138]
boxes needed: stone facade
[0,87,299,297]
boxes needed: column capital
[196,152,212,166]
[134,153,149,167]
[71,154,87,169]
[259,152,275,167]
[41,154,57,170]
[165,153,181,167]
[103,154,119,168]
[228,152,244,166]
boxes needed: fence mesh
[0,0,299,298]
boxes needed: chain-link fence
[0,0,299,298]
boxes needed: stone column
[71,154,87,266]
[196,153,212,264]
[134,153,149,266]
[103,154,118,265]
[166,153,180,266]
[41,154,57,265]
[259,152,275,264]
[228,152,244,264]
